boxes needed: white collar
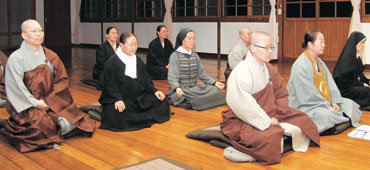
[116,47,136,60]
[248,53,270,83]
[116,47,137,79]
[176,46,192,55]
[356,53,361,59]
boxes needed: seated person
[93,26,119,90]
[167,28,225,108]
[99,32,170,132]
[287,30,362,135]
[0,50,7,106]
[224,27,251,82]
[0,19,95,153]
[221,32,320,165]
[333,31,370,110]
[146,25,174,80]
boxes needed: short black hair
[119,32,136,44]
[302,30,320,48]
[106,27,118,35]
[156,25,167,36]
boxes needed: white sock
[58,116,76,135]
[280,122,310,152]
[223,146,256,162]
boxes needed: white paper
[348,125,370,140]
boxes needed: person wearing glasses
[0,19,95,153]
[221,32,319,165]
[224,27,251,83]
[146,25,174,80]
[287,30,362,135]
[167,28,226,110]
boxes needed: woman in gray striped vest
[166,28,226,110]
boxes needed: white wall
[220,22,269,54]
[71,0,79,44]
[134,23,162,48]
[36,0,44,28]
[174,22,218,53]
[80,23,101,44]
[361,23,370,64]
[70,0,101,44]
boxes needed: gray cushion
[79,104,102,113]
[186,124,230,148]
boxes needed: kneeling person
[221,32,320,165]
[1,19,95,153]
[167,28,225,110]
[287,30,362,135]
[99,32,171,131]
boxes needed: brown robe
[0,50,7,99]
[3,47,95,153]
[221,63,320,165]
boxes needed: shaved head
[239,27,251,46]
[239,27,251,35]
[21,19,42,32]
[249,31,273,64]
[250,32,270,46]
[20,19,44,51]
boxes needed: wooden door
[282,0,352,62]
[44,0,72,68]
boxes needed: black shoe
[0,118,6,129]
[360,106,370,111]
[0,128,6,136]
[63,128,82,139]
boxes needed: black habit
[333,31,370,108]
[146,37,174,80]
[93,40,119,89]
[99,54,171,131]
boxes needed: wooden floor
[0,47,369,170]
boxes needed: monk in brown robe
[0,19,95,153]
[221,32,320,165]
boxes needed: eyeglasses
[254,45,275,51]
[25,29,44,34]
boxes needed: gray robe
[5,41,76,134]
[167,51,219,106]
[228,39,249,70]
[287,52,362,133]
[5,41,47,113]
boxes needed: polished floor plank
[24,149,94,170]
[0,136,45,170]
[0,153,23,170]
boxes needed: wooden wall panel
[318,20,350,61]
[283,20,316,60]
[283,19,350,62]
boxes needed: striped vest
[176,51,198,88]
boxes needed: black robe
[0,50,7,99]
[93,40,119,89]
[333,31,370,108]
[146,37,173,80]
[99,54,171,131]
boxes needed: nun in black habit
[93,27,119,90]
[333,31,370,110]
[99,32,171,131]
[146,25,174,80]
